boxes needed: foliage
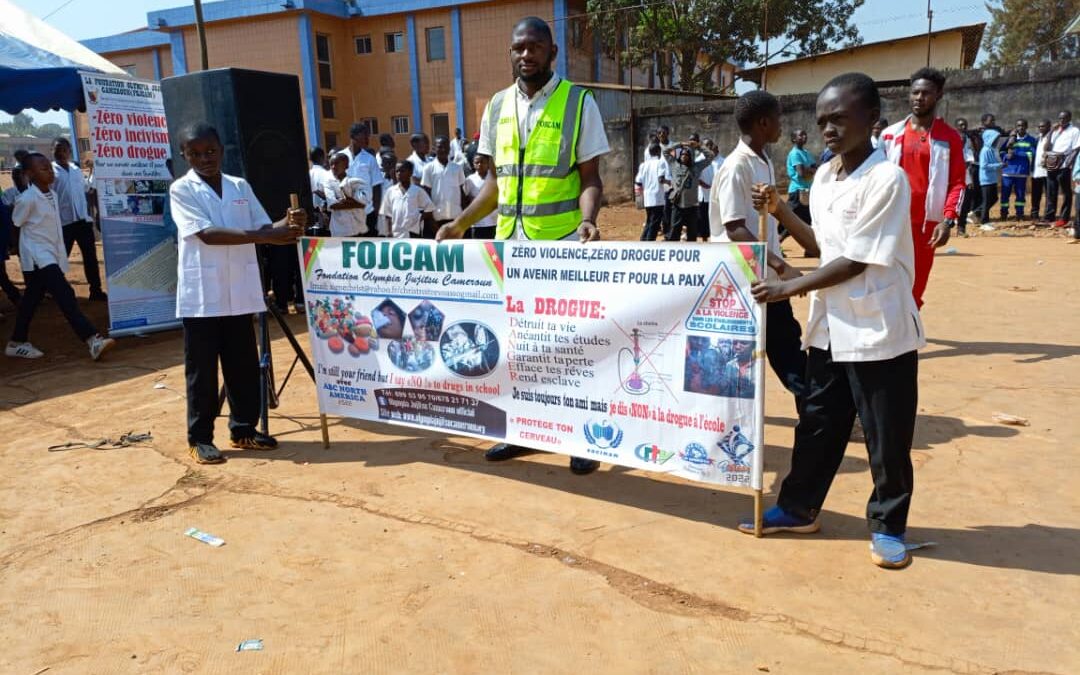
[586,0,864,92]
[983,0,1080,66]
[0,112,70,138]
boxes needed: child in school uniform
[379,161,435,239]
[169,124,306,465]
[324,152,370,237]
[6,153,114,360]
[742,73,926,570]
[463,154,498,239]
[635,143,671,241]
[420,136,467,239]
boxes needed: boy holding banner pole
[740,73,925,569]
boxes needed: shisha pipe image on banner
[619,328,652,395]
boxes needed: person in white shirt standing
[463,154,497,239]
[449,127,467,167]
[421,136,467,239]
[309,146,331,230]
[324,152,369,237]
[711,90,806,408]
[742,73,925,570]
[1040,110,1080,227]
[51,137,106,301]
[407,133,432,185]
[379,160,435,238]
[169,124,306,465]
[695,139,723,242]
[6,153,114,361]
[635,143,671,240]
[1030,119,1052,219]
[341,123,382,236]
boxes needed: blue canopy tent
[0,0,125,115]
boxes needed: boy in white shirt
[379,160,435,239]
[6,153,115,361]
[52,137,106,301]
[169,124,306,465]
[421,136,467,239]
[407,133,432,186]
[635,143,671,240]
[309,146,331,227]
[463,154,497,239]
[740,73,925,570]
[324,152,369,237]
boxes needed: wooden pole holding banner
[753,204,769,538]
[289,192,332,449]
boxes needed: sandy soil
[1,206,1078,674]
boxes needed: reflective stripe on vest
[492,79,588,240]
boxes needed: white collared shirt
[635,156,671,208]
[13,184,67,273]
[1049,124,1080,154]
[309,164,331,208]
[407,151,431,183]
[341,147,380,214]
[1033,134,1050,179]
[325,174,370,237]
[464,172,497,231]
[51,161,90,225]
[170,170,271,318]
[476,73,610,163]
[710,140,781,253]
[804,149,925,362]
[421,158,466,221]
[379,182,433,238]
[698,154,725,203]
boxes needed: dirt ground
[1,205,1078,674]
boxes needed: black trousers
[266,244,302,310]
[696,202,710,241]
[62,219,103,294]
[778,347,918,535]
[765,299,807,404]
[640,205,664,241]
[11,263,96,343]
[1031,176,1046,217]
[0,260,20,304]
[1044,168,1073,221]
[786,192,812,241]
[182,314,260,445]
[979,184,998,223]
[667,205,697,241]
[957,185,975,232]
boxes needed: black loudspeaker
[161,68,313,221]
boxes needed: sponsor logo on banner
[717,425,754,484]
[633,442,674,466]
[679,442,715,475]
[685,262,757,336]
[584,418,623,459]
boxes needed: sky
[5,0,992,126]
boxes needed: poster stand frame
[752,207,769,537]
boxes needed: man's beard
[517,64,553,85]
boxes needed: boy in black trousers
[169,124,306,464]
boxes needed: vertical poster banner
[80,72,178,336]
[299,238,767,490]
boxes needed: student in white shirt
[1031,119,1052,219]
[1041,109,1080,226]
[463,154,497,239]
[420,136,467,239]
[6,153,114,361]
[449,127,467,167]
[742,73,925,570]
[51,137,106,301]
[341,123,381,235]
[696,139,724,242]
[407,133,432,185]
[379,160,434,238]
[309,146,331,222]
[169,124,306,465]
[325,152,369,237]
[635,143,672,241]
[711,89,806,409]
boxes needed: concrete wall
[594,59,1080,202]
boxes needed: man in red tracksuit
[880,67,966,308]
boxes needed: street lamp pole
[926,0,933,67]
[194,0,209,70]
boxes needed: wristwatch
[942,218,957,230]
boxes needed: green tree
[6,112,35,135]
[586,0,864,92]
[983,0,1080,66]
[35,123,68,139]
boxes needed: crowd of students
[306,123,492,241]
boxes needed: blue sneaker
[738,505,820,535]
[870,532,912,569]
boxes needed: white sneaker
[6,341,44,359]
[87,334,116,361]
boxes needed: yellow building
[738,23,985,95]
[78,0,665,153]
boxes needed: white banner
[80,71,178,337]
[299,237,766,489]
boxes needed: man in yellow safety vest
[436,15,610,475]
